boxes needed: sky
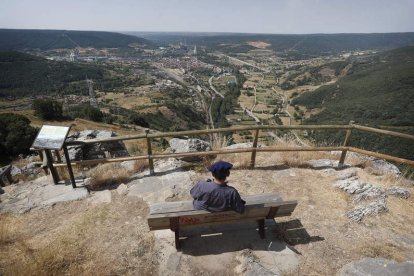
[0,0,413,34]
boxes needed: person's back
[190,161,245,214]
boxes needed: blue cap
[208,161,233,173]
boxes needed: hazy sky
[0,0,413,34]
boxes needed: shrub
[0,113,37,158]
[33,98,63,120]
[88,163,129,190]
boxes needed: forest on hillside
[292,46,414,160]
[0,29,152,50]
[0,51,150,97]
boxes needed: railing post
[250,129,260,168]
[44,149,60,184]
[145,129,155,175]
[63,145,77,188]
[338,121,354,168]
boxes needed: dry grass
[0,215,21,245]
[87,163,130,190]
[125,139,147,155]
[263,139,331,167]
[354,240,405,262]
[219,153,252,170]
[132,159,149,173]
[0,198,156,275]
[209,134,232,151]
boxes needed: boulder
[306,159,342,169]
[120,160,136,172]
[65,130,129,161]
[21,162,41,177]
[116,183,128,196]
[386,187,411,199]
[224,142,263,150]
[10,165,22,177]
[371,159,401,176]
[346,197,388,222]
[169,138,210,162]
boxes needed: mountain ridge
[0,29,152,50]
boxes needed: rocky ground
[1,148,414,275]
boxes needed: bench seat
[147,193,298,249]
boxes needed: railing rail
[38,123,414,184]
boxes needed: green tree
[0,113,37,158]
[33,99,63,120]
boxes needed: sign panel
[31,125,71,150]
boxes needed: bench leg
[258,219,265,239]
[170,217,181,249]
[174,229,180,250]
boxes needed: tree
[0,113,37,158]
[33,99,63,120]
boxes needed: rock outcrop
[169,138,210,161]
[340,258,414,276]
[66,130,129,161]
[333,168,410,222]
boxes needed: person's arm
[231,190,246,214]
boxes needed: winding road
[208,76,225,98]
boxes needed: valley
[1,30,413,166]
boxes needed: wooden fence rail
[39,123,414,185]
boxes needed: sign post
[31,125,76,187]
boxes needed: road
[251,73,265,112]
[242,107,260,123]
[208,76,225,98]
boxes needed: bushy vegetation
[0,113,37,159]
[110,103,204,132]
[33,98,63,120]
[293,46,414,160]
[211,71,245,128]
[66,104,112,123]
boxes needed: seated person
[190,161,246,214]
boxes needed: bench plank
[150,193,283,215]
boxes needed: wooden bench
[0,165,13,187]
[147,193,298,249]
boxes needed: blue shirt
[190,179,246,214]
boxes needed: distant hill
[0,51,104,96]
[292,46,414,160]
[0,51,149,97]
[0,29,152,50]
[132,32,414,54]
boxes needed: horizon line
[1,27,414,36]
